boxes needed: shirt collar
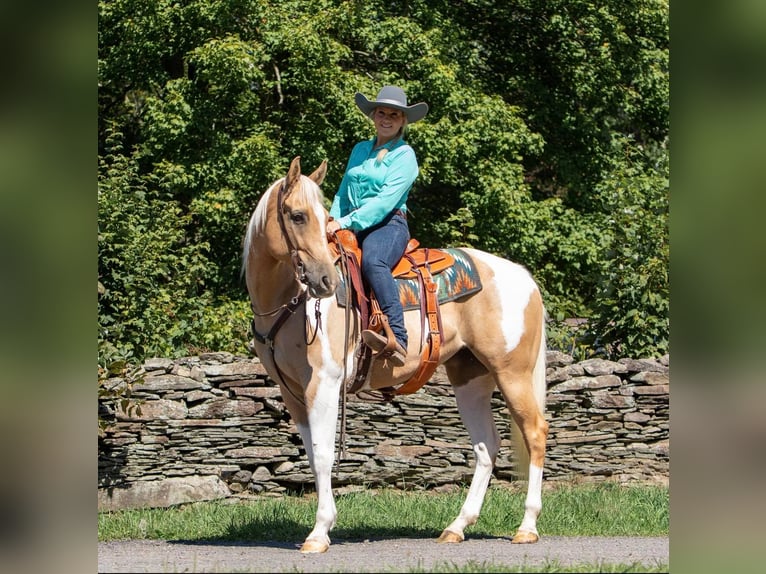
[371,135,404,151]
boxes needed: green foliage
[407,92,544,251]
[98,131,251,361]
[470,0,670,207]
[586,137,670,357]
[98,0,669,363]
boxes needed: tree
[98,0,669,362]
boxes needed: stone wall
[98,351,669,510]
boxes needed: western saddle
[330,229,454,401]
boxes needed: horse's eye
[290,211,306,225]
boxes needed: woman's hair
[371,110,408,163]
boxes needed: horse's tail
[510,306,547,481]
[532,311,548,413]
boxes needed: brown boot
[361,329,406,367]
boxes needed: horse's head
[270,156,338,299]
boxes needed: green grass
[98,481,668,542]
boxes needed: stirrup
[362,329,405,367]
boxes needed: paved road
[98,536,669,573]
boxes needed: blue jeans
[357,211,410,349]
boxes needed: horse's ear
[309,160,328,186]
[286,156,302,188]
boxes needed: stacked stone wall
[98,352,669,510]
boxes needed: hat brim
[354,92,429,124]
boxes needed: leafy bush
[98,132,250,362]
[586,138,670,357]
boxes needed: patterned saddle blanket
[335,247,483,311]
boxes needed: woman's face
[373,106,405,145]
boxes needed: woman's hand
[326,218,341,239]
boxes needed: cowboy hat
[354,86,429,124]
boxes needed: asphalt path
[98,536,669,573]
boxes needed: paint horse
[242,157,548,553]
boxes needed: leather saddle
[330,229,452,399]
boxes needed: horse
[242,156,549,553]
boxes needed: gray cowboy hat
[354,86,429,124]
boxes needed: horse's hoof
[300,539,329,553]
[437,529,464,544]
[511,529,539,544]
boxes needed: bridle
[276,178,307,285]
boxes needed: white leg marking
[443,441,495,537]
[301,377,341,547]
[519,464,543,535]
[443,379,499,538]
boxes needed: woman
[326,85,428,367]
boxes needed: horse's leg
[496,372,549,544]
[438,372,499,543]
[291,375,342,554]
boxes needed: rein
[331,232,355,463]
[250,290,306,348]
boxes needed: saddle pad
[335,248,483,311]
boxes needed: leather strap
[251,291,306,349]
[331,232,374,394]
[394,252,443,395]
[249,290,308,407]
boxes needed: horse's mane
[241,174,325,277]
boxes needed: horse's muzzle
[305,272,338,299]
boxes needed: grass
[98,481,668,542]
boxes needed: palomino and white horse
[242,156,548,553]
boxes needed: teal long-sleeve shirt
[329,137,419,232]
